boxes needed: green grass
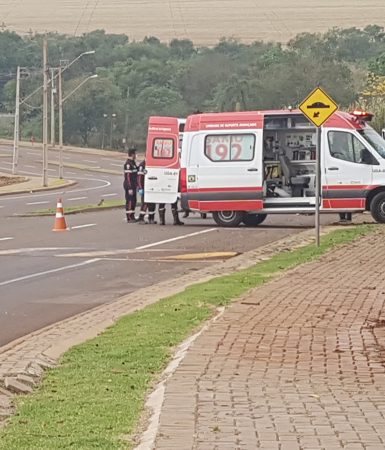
[24,199,125,216]
[0,225,376,450]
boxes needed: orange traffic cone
[52,198,69,232]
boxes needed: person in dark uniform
[158,202,184,226]
[137,158,156,224]
[123,147,138,223]
[339,212,352,223]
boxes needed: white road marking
[102,193,117,197]
[0,259,100,287]
[103,257,208,263]
[27,152,39,156]
[0,205,4,208]
[2,161,12,165]
[110,163,121,167]
[25,165,36,168]
[63,156,71,160]
[68,196,87,201]
[66,171,77,175]
[83,159,98,163]
[135,228,217,251]
[0,174,111,201]
[26,201,50,205]
[47,168,56,172]
[71,223,97,230]
[0,237,14,242]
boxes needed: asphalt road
[0,144,338,347]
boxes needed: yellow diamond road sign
[299,87,339,128]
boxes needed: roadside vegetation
[0,225,376,449]
[1,26,385,149]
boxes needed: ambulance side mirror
[382,129,385,140]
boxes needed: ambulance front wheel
[242,213,267,227]
[212,211,244,227]
[370,191,385,223]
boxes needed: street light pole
[50,67,56,146]
[58,64,64,179]
[42,40,48,187]
[101,113,108,149]
[12,65,20,175]
[110,113,116,149]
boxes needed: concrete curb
[0,179,77,196]
[15,203,124,217]
[0,226,350,427]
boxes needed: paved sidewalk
[152,231,385,450]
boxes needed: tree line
[1,25,385,150]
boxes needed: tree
[63,77,121,146]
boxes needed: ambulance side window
[204,134,255,162]
[328,131,375,165]
[153,138,174,159]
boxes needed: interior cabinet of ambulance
[263,115,316,199]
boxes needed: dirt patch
[0,176,26,188]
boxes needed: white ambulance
[144,110,385,227]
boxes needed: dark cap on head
[128,147,137,157]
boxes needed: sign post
[299,87,338,246]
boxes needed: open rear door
[144,117,181,204]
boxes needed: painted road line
[0,259,100,287]
[66,171,77,175]
[26,201,50,205]
[0,175,111,201]
[110,163,122,167]
[102,257,208,263]
[83,159,98,164]
[0,247,88,256]
[27,152,39,156]
[2,161,12,165]
[102,193,118,197]
[0,237,14,242]
[68,196,88,201]
[63,156,71,160]
[25,165,36,168]
[136,228,217,251]
[71,223,97,230]
[47,168,56,172]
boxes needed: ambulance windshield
[359,127,385,158]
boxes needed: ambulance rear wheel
[212,211,244,227]
[242,213,267,227]
[370,192,385,223]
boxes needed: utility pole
[124,88,129,150]
[50,67,56,146]
[12,66,20,175]
[42,39,48,187]
[58,64,64,179]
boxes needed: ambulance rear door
[187,130,264,212]
[145,117,180,204]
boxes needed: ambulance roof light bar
[351,109,374,122]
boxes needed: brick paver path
[154,232,385,450]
